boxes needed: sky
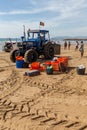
[0,0,87,38]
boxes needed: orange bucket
[51,61,59,71]
[31,62,40,70]
[58,57,68,67]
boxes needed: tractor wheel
[44,42,54,59]
[10,49,20,63]
[24,49,38,63]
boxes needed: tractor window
[33,33,38,39]
[28,32,38,39]
[45,32,49,40]
[28,33,33,39]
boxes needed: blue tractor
[10,29,58,63]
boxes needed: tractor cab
[27,30,50,48]
[17,30,50,52]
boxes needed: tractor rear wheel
[44,42,54,59]
[10,49,20,63]
[24,49,38,63]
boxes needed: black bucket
[77,67,85,75]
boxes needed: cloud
[0,0,86,25]
[0,0,87,18]
[0,7,58,15]
[0,20,41,38]
[0,0,87,37]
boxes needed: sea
[0,38,7,51]
[0,37,87,51]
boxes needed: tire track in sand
[0,69,23,99]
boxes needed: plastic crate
[24,70,40,76]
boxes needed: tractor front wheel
[10,49,20,63]
[24,49,38,63]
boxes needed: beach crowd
[64,40,84,58]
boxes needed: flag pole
[23,25,26,40]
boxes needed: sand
[0,44,87,130]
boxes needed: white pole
[23,25,26,40]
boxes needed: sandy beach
[0,44,87,130]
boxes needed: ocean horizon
[0,36,87,51]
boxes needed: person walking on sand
[79,41,84,58]
[68,41,71,50]
[75,41,79,51]
[64,41,67,49]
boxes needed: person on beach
[64,41,67,49]
[68,41,71,50]
[79,41,84,58]
[75,41,79,51]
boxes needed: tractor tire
[24,49,38,63]
[10,49,19,63]
[44,42,54,59]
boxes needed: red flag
[40,22,44,26]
